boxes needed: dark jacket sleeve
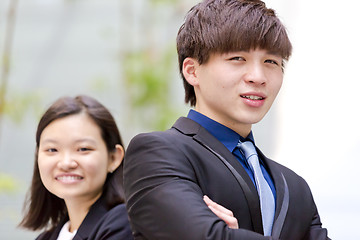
[124,133,273,240]
[303,205,330,240]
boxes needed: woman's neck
[64,193,102,232]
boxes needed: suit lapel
[73,196,108,240]
[173,117,290,236]
[258,151,289,239]
[172,117,263,233]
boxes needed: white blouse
[56,221,77,240]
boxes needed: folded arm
[124,133,272,240]
[203,195,239,229]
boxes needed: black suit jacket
[36,196,133,240]
[124,117,330,240]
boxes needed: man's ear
[108,144,124,173]
[182,57,200,86]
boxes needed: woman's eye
[46,148,57,153]
[78,147,92,152]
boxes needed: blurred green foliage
[0,0,42,195]
[0,173,19,194]
[1,90,43,124]
[122,0,188,131]
[0,89,42,194]
[123,46,181,131]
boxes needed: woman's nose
[57,152,78,170]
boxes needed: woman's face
[37,113,116,204]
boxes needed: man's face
[190,48,284,137]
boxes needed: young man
[123,0,330,239]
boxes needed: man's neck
[192,108,252,138]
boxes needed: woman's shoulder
[100,203,131,230]
[104,203,128,221]
[85,203,133,240]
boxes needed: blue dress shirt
[187,109,276,200]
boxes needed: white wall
[266,1,360,239]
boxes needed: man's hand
[203,195,239,229]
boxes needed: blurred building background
[0,0,359,239]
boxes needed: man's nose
[244,63,266,85]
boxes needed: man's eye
[265,59,279,65]
[230,56,245,61]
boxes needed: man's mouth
[240,95,264,100]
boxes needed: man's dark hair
[177,0,292,106]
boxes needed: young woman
[19,95,133,240]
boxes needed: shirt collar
[187,109,254,152]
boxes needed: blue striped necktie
[238,141,275,236]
